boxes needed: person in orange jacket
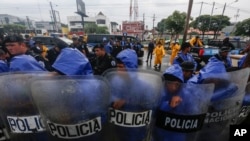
[153,41,165,69]
[189,35,203,47]
[170,41,181,65]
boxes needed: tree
[211,15,230,39]
[156,10,187,39]
[156,19,167,35]
[3,24,26,33]
[234,18,250,36]
[96,26,109,34]
[192,15,211,39]
[84,23,98,34]
[191,14,230,39]
[84,23,109,34]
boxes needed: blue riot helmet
[164,64,184,82]
[52,48,93,75]
[116,49,138,69]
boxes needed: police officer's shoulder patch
[111,60,116,67]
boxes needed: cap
[93,44,104,50]
[181,42,191,50]
[163,74,183,83]
[220,46,230,52]
[180,61,195,71]
[3,35,24,44]
[55,41,68,49]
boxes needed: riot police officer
[92,44,116,75]
[3,35,46,71]
[208,46,232,69]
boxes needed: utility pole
[197,2,204,25]
[216,3,226,39]
[26,16,31,30]
[199,2,203,16]
[234,9,240,22]
[208,2,215,31]
[183,0,193,43]
[143,13,145,29]
[129,0,133,21]
[50,1,57,32]
[153,14,155,37]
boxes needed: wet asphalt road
[138,48,171,73]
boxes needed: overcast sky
[0,0,249,29]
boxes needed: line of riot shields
[0,68,249,141]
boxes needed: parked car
[190,39,247,70]
[32,36,72,49]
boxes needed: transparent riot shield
[0,72,52,141]
[196,68,250,141]
[152,82,214,141]
[103,69,164,141]
[30,75,110,141]
[234,82,250,124]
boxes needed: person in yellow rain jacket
[153,41,165,69]
[170,41,181,65]
[33,40,49,60]
[189,35,203,47]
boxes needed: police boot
[154,65,157,69]
[158,64,161,69]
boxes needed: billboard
[76,0,87,17]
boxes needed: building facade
[122,21,144,39]
[67,12,118,34]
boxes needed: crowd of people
[0,34,146,75]
[0,33,250,141]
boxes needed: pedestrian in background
[146,39,155,63]
[222,37,234,50]
[169,41,180,65]
[153,41,165,69]
[189,35,203,47]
